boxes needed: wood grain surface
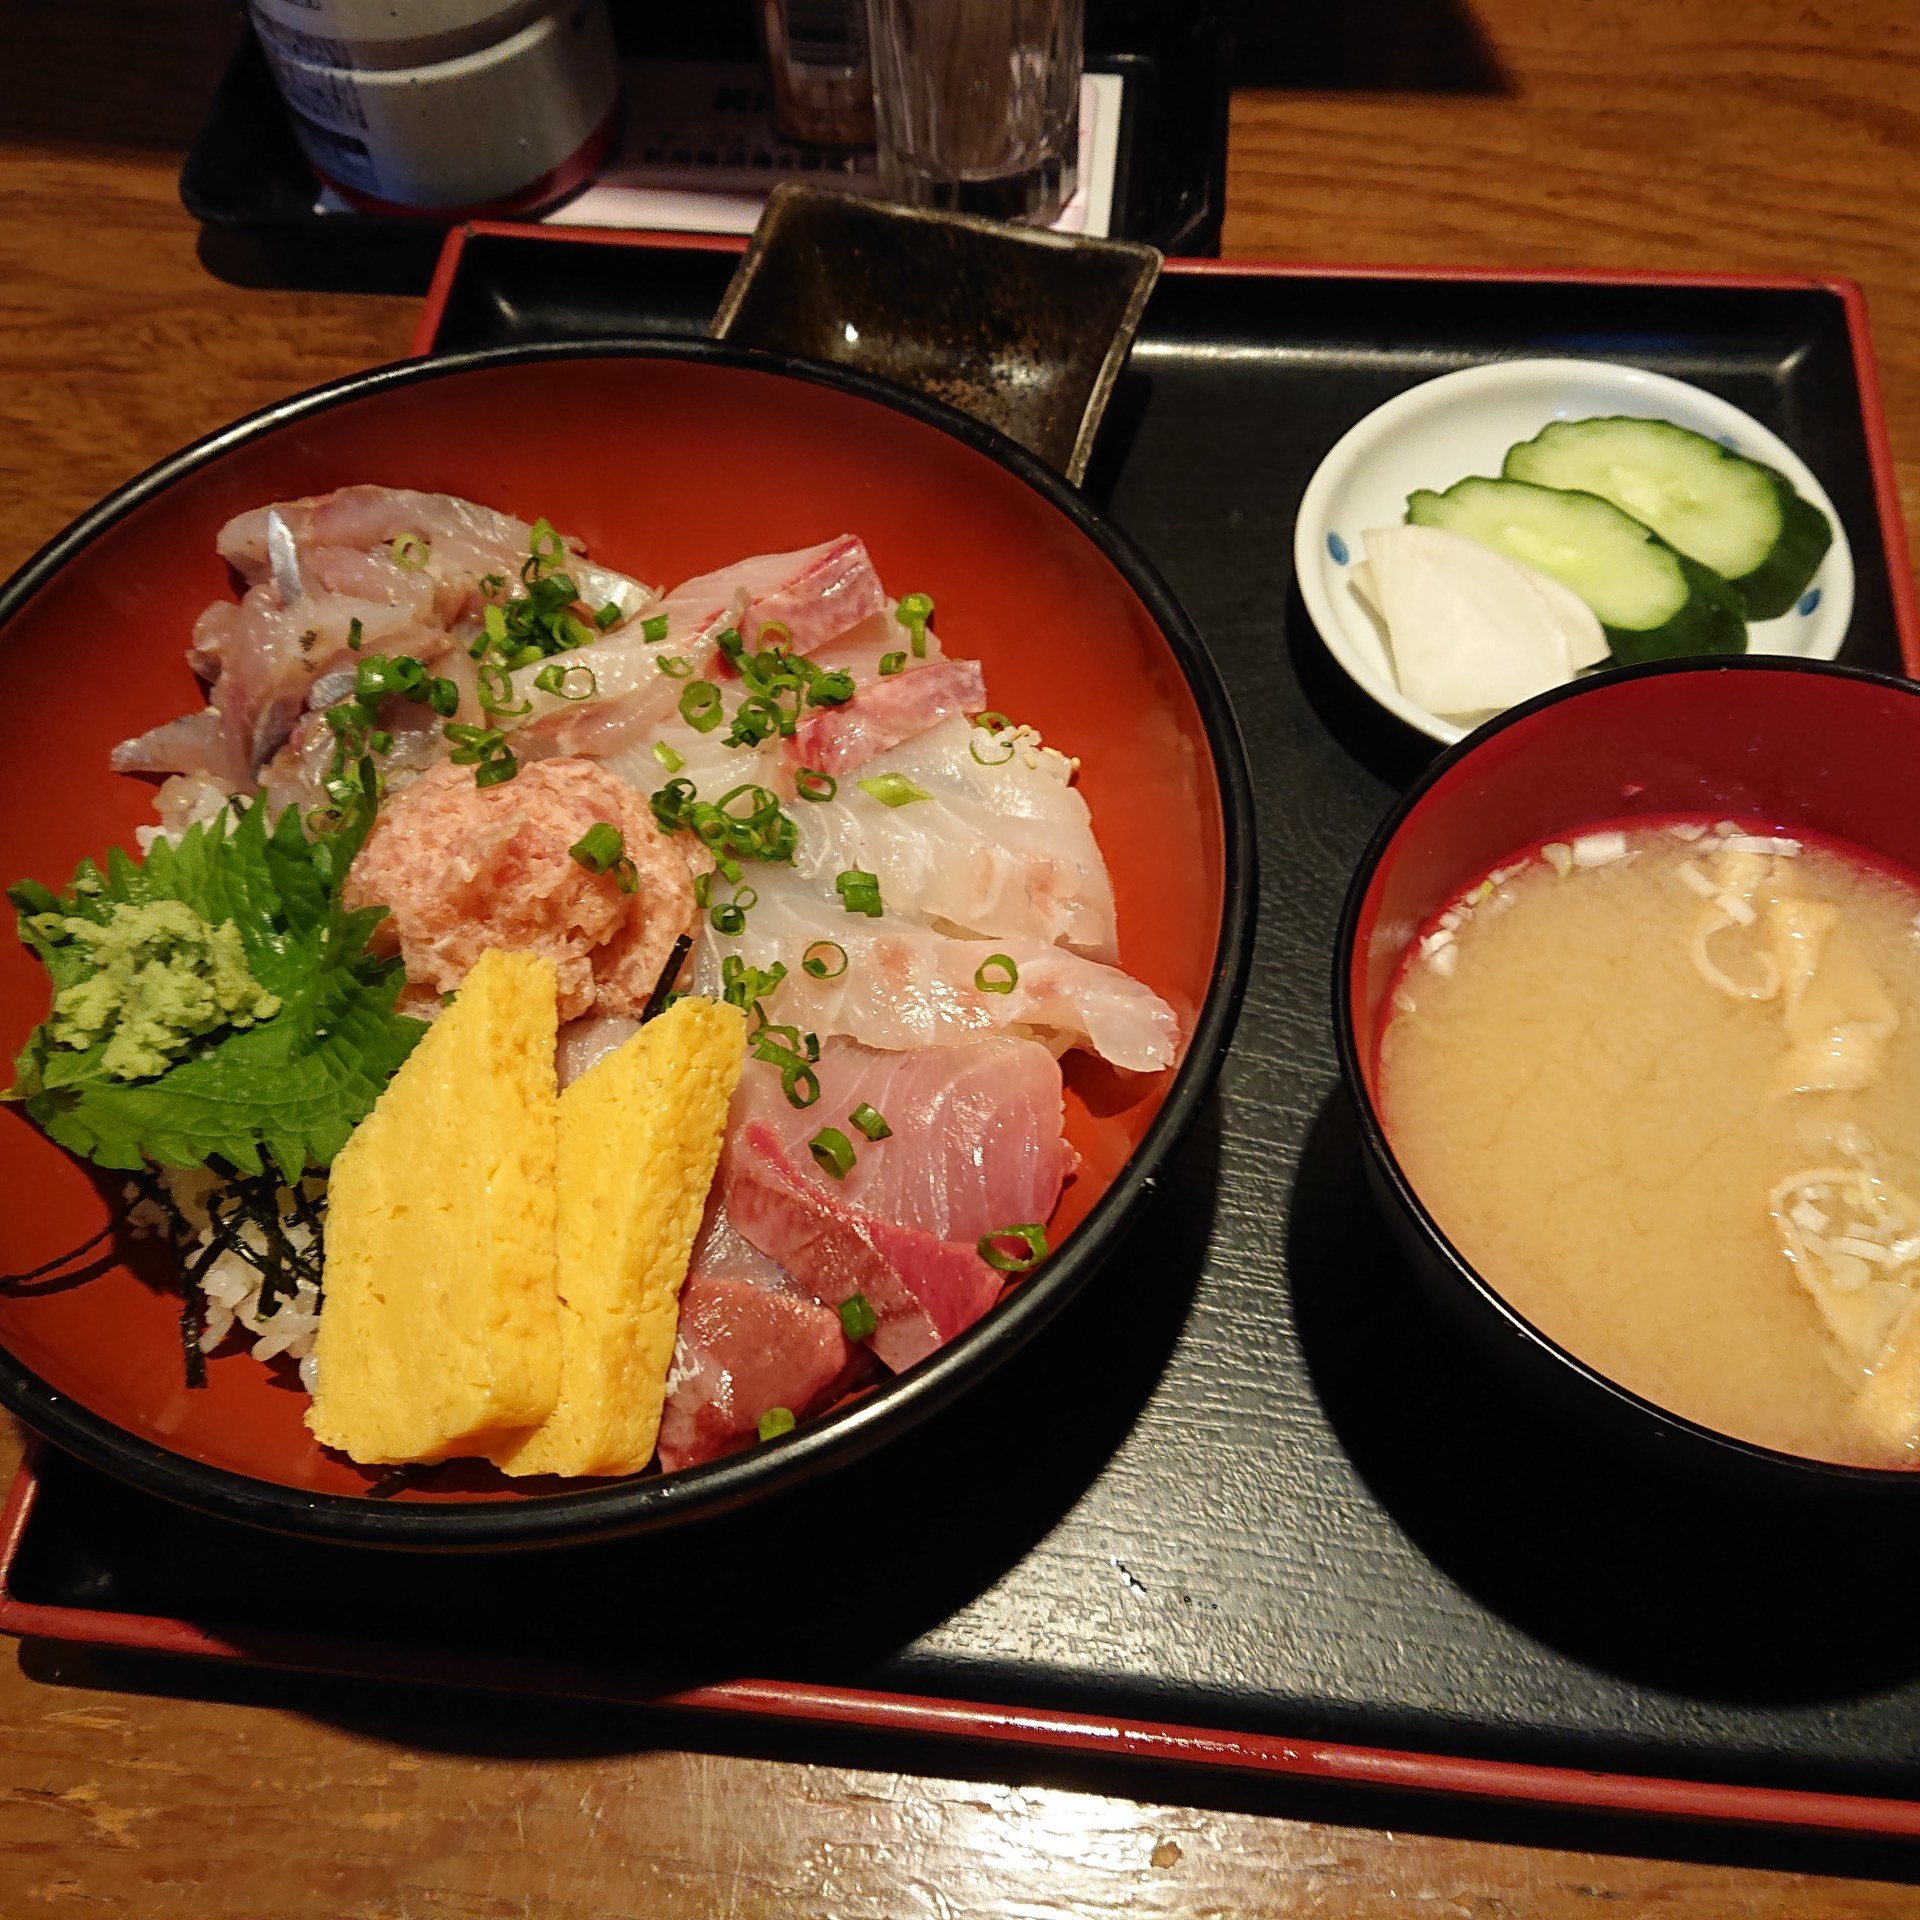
[5,1,1920,1912]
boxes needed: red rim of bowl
[1334,653,1920,1490]
[0,338,1258,1548]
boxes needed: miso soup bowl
[1333,656,1920,1498]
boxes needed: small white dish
[1293,358,1856,745]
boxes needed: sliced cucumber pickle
[1502,416,1832,621]
[1406,475,1748,665]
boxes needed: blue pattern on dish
[1798,587,1822,616]
[1327,531,1349,565]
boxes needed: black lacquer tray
[10,233,1920,1835]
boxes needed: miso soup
[1379,819,1920,1468]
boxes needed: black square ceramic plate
[8,233,1920,1836]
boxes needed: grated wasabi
[34,898,281,1081]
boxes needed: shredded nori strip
[640,933,694,1024]
[123,1167,213,1389]
[124,1164,328,1389]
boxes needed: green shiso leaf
[6,798,424,1180]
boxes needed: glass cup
[864,0,1083,224]
[759,0,877,148]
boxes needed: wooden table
[5,2,1920,1910]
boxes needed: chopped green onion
[754,1020,818,1063]
[651,778,799,874]
[570,822,625,872]
[709,886,755,936]
[802,940,848,980]
[795,768,837,803]
[725,692,790,749]
[717,783,780,825]
[750,1020,820,1107]
[680,682,724,733]
[346,616,364,652]
[651,741,684,774]
[836,868,883,918]
[527,517,565,569]
[974,954,1018,994]
[425,675,460,718]
[978,1223,1047,1273]
[534,660,597,702]
[850,1102,891,1142]
[444,722,518,788]
[390,533,429,570]
[476,663,532,719]
[810,1127,856,1180]
[657,655,692,679]
[650,776,697,831]
[594,600,623,630]
[757,619,793,646]
[807,668,855,706]
[757,1406,796,1442]
[879,651,908,676]
[895,590,934,659]
[479,572,506,597]
[721,954,787,1018]
[967,714,1013,764]
[856,773,931,808]
[839,1293,878,1341]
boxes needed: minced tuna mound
[343,757,697,1021]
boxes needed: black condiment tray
[10,237,1920,1836]
[180,3,1230,289]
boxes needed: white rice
[128,1166,325,1391]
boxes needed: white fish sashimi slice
[132,489,652,789]
[805,606,947,679]
[511,536,886,760]
[219,487,655,620]
[731,1034,1074,1243]
[111,583,449,783]
[513,606,738,761]
[689,865,1178,1071]
[593,708,775,804]
[1361,523,1581,716]
[791,715,1119,960]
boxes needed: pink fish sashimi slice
[655,1276,861,1474]
[728,1123,1007,1373]
[513,537,885,760]
[731,1035,1074,1244]
[790,658,987,778]
[730,534,888,656]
